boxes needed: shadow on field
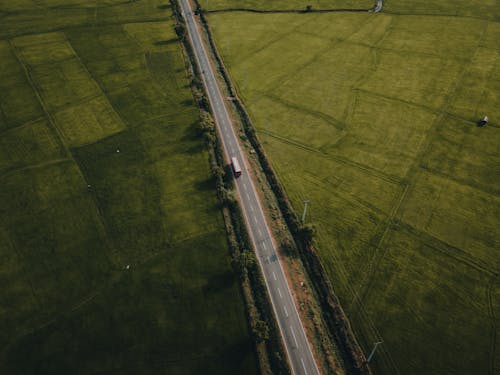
[180,98,195,107]
[194,176,216,192]
[179,121,205,154]
[202,270,236,295]
[154,39,178,46]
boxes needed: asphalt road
[178,1,320,374]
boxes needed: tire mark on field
[305,172,390,217]
[267,14,373,93]
[7,235,44,313]
[382,10,496,23]
[355,87,444,114]
[0,100,8,127]
[348,38,471,63]
[0,158,70,178]
[356,87,496,128]
[5,236,186,350]
[352,184,409,305]
[0,116,45,136]
[419,165,500,198]
[403,19,490,184]
[265,92,347,131]
[260,128,402,185]
[345,16,392,124]
[229,14,317,67]
[487,274,497,375]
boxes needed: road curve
[178,1,320,374]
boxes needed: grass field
[0,1,258,374]
[208,3,500,374]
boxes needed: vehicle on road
[231,156,242,177]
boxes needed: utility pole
[301,200,310,223]
[366,341,383,363]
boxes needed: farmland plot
[208,4,499,374]
[0,1,258,374]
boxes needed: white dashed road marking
[301,358,308,375]
[290,326,299,348]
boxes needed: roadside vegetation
[206,2,500,374]
[0,1,258,374]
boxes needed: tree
[221,187,237,207]
[298,223,315,243]
[253,319,270,342]
[240,249,256,269]
[199,110,215,133]
[210,165,225,179]
[174,24,185,39]
[203,132,215,146]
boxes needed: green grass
[208,5,499,374]
[0,1,258,374]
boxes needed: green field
[208,3,500,374]
[0,1,258,374]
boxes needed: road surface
[178,1,321,374]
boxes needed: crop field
[0,1,258,374]
[207,2,500,374]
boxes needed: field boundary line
[382,10,498,23]
[0,116,46,136]
[261,128,402,185]
[61,32,130,130]
[1,17,171,40]
[266,15,373,94]
[8,38,117,261]
[347,38,471,62]
[403,18,490,187]
[5,227,213,351]
[204,7,373,15]
[48,0,147,11]
[229,14,321,69]
[355,87,446,115]
[302,172,392,218]
[265,93,347,131]
[0,158,71,178]
[419,165,500,198]
[351,184,410,306]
